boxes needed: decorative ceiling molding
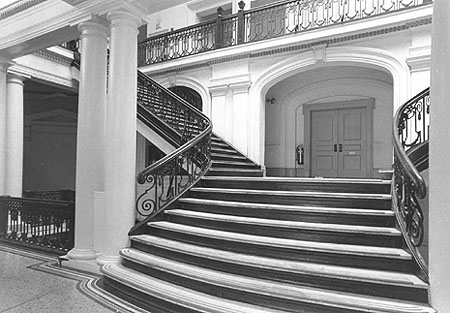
[0,0,48,21]
[33,49,73,67]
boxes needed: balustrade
[138,0,431,66]
[0,196,75,254]
[392,87,430,281]
[132,71,212,228]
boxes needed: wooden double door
[306,101,373,178]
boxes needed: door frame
[303,99,375,178]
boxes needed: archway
[249,46,410,169]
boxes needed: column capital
[0,56,14,73]
[209,84,229,97]
[229,81,251,94]
[6,73,26,86]
[106,10,141,32]
[78,16,109,39]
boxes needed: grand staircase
[100,73,434,312]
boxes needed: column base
[67,248,99,260]
[61,254,102,275]
[96,253,121,266]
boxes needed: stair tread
[166,209,401,236]
[130,235,427,288]
[191,187,391,200]
[208,168,264,173]
[179,198,394,216]
[101,263,285,313]
[201,176,391,185]
[119,248,434,313]
[149,221,412,259]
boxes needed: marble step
[164,209,402,247]
[116,248,434,313]
[207,168,264,177]
[211,160,260,169]
[199,176,391,194]
[178,198,395,227]
[130,235,429,302]
[101,263,286,313]
[148,221,414,272]
[188,187,391,209]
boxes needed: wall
[264,66,393,177]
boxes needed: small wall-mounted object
[266,98,276,104]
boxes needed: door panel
[338,108,367,178]
[311,110,338,177]
[310,106,368,178]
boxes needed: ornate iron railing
[138,0,431,66]
[131,71,212,233]
[23,189,75,202]
[392,87,430,281]
[0,196,75,254]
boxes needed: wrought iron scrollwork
[137,0,431,65]
[131,72,212,234]
[392,87,430,281]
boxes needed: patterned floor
[0,244,148,313]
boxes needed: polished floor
[0,244,145,313]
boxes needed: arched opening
[169,85,203,112]
[264,65,394,178]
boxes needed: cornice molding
[0,0,48,21]
[147,17,432,78]
[33,49,73,67]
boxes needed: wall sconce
[266,98,276,104]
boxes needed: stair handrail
[392,87,430,281]
[130,71,212,235]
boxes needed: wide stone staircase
[100,133,434,313]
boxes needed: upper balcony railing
[138,0,432,66]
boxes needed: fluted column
[429,0,450,310]
[97,10,141,264]
[67,17,109,261]
[5,74,25,197]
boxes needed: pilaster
[209,84,228,138]
[0,59,12,196]
[230,81,251,154]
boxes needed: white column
[5,74,25,197]
[209,85,228,138]
[429,0,450,310]
[230,81,251,154]
[67,18,109,261]
[97,10,141,264]
[0,61,9,196]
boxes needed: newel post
[215,7,224,49]
[237,0,246,45]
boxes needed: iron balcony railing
[138,0,432,66]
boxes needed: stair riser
[211,154,248,162]
[101,276,200,313]
[129,241,428,303]
[165,214,402,247]
[211,148,240,155]
[188,191,391,209]
[206,170,264,177]
[211,162,261,169]
[122,258,356,313]
[179,202,395,227]
[148,227,414,272]
[199,180,390,194]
